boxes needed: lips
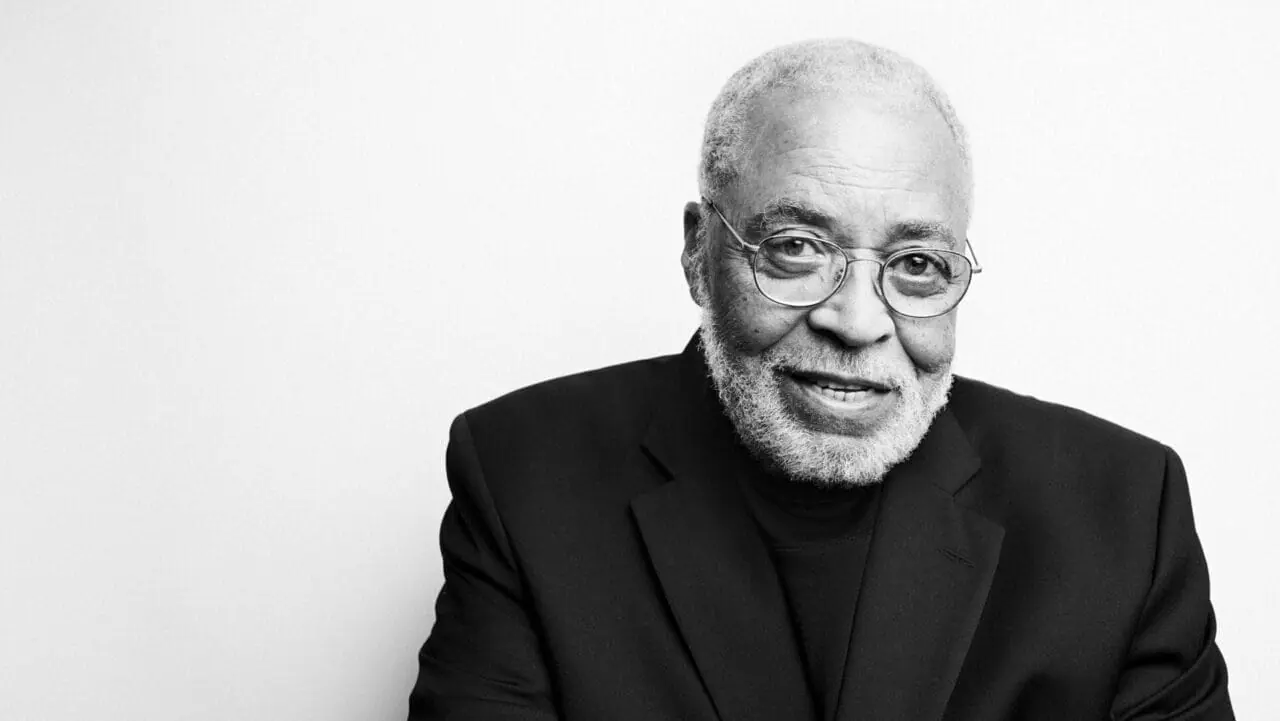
[777,366,899,430]
[786,369,894,394]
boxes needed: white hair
[697,38,972,217]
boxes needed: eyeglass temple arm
[702,197,762,252]
[965,238,984,274]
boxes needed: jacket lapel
[834,409,1004,721]
[631,342,815,721]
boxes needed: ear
[681,201,705,306]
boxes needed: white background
[2,1,1277,719]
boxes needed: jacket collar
[632,337,1004,721]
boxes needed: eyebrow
[744,199,834,237]
[886,220,959,248]
[744,198,959,247]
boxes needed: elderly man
[409,39,1232,721]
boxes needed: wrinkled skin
[684,88,971,484]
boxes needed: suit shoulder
[948,376,1168,461]
[460,352,681,441]
[447,353,681,514]
[947,377,1179,532]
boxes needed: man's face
[691,89,970,486]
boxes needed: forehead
[731,89,968,236]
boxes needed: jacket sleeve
[408,414,559,720]
[1109,446,1233,721]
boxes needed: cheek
[708,255,801,353]
[895,315,957,374]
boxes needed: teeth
[809,381,870,402]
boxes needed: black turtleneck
[737,469,883,721]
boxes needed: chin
[699,313,953,488]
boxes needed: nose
[805,258,895,348]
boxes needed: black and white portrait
[1,2,1275,720]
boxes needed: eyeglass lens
[753,236,973,317]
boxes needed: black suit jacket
[409,340,1231,720]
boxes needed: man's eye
[768,236,822,257]
[901,253,938,276]
[756,236,834,279]
[892,252,953,278]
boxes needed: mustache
[759,348,915,388]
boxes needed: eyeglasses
[704,197,983,318]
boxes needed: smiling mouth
[786,370,895,402]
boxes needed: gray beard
[698,306,953,488]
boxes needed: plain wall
[1,1,1276,719]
